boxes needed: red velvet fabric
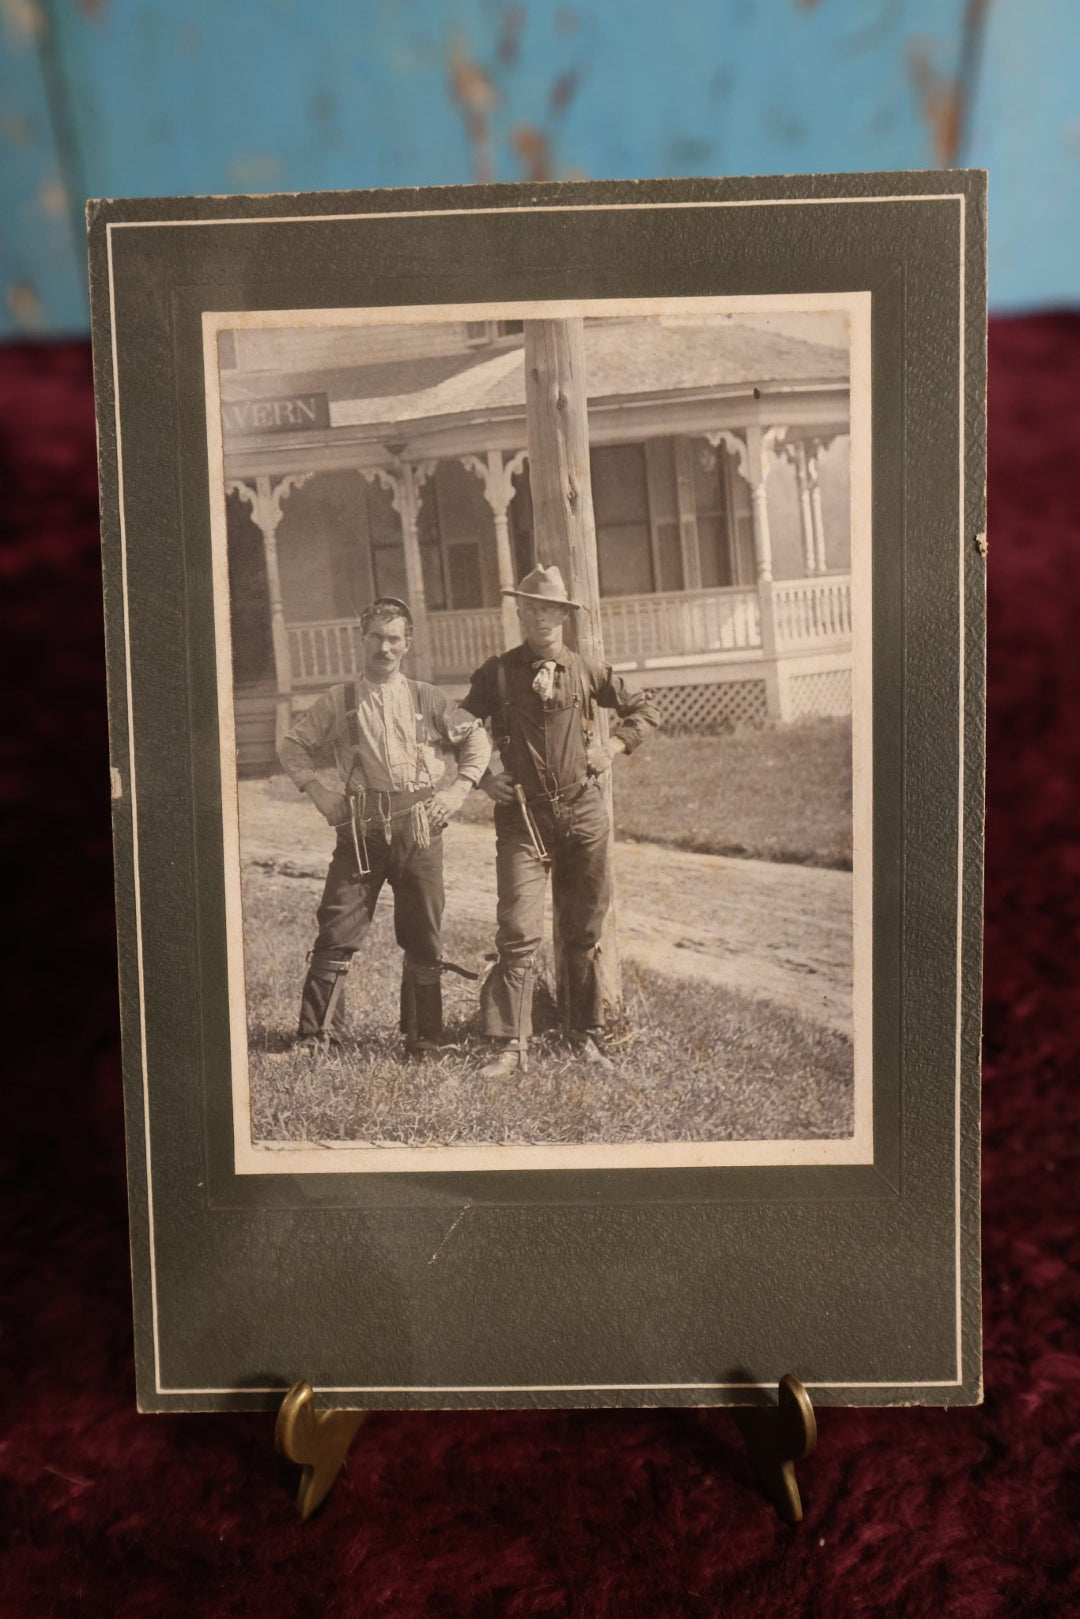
[2,323,1077,1617]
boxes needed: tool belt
[336,786,432,834]
[337,786,435,872]
[516,774,593,810]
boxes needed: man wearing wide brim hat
[463,564,661,1077]
[502,565,587,611]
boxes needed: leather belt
[519,774,593,809]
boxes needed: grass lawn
[244,864,853,1148]
[458,717,852,870]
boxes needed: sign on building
[222,393,330,435]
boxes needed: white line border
[202,289,872,1178]
[105,190,968,1397]
[107,224,164,1392]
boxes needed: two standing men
[279,569,659,1064]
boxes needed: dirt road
[237,781,853,1035]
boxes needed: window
[591,441,686,597]
[645,440,684,592]
[463,319,525,346]
[447,542,483,607]
[510,439,742,600]
[592,444,654,597]
[694,444,733,588]
[418,463,489,610]
[508,461,534,581]
[693,440,753,586]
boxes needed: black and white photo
[90,174,985,1409]
[207,299,871,1173]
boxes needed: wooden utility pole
[523,318,622,1015]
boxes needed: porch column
[366,462,434,681]
[808,445,828,574]
[744,424,789,583]
[228,472,311,754]
[708,426,789,721]
[462,448,529,649]
[787,439,817,574]
[706,425,780,581]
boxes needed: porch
[281,573,853,739]
[288,576,850,679]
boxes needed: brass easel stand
[274,1382,369,1520]
[275,1374,816,1524]
[732,1373,817,1524]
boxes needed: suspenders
[341,678,435,791]
[494,652,596,769]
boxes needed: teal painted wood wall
[2,0,1076,334]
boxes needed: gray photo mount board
[88,172,985,1412]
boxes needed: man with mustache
[464,566,661,1077]
[279,596,490,1056]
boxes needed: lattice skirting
[654,680,769,735]
[784,667,853,720]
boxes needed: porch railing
[600,585,761,662]
[286,575,850,687]
[288,619,369,685]
[772,575,852,647]
[427,608,502,677]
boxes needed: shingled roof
[222,318,848,432]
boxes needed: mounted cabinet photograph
[88,173,985,1411]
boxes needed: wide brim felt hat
[501,564,584,609]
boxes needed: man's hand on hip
[586,737,626,777]
[304,780,350,826]
[427,776,472,833]
[480,770,516,804]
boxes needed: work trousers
[480,778,612,1040]
[298,802,444,1040]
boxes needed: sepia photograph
[91,175,983,1410]
[207,298,872,1174]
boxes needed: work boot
[478,1041,525,1080]
[404,1036,441,1062]
[401,964,443,1055]
[569,1031,614,1070]
[293,1028,347,1054]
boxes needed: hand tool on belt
[346,791,372,876]
[342,788,435,874]
[513,783,551,867]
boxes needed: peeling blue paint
[1,0,1077,333]
[0,3,88,330]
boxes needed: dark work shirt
[463,642,661,800]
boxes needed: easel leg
[274,1381,368,1520]
[732,1374,817,1525]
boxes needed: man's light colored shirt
[279,674,490,794]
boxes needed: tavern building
[220,316,853,773]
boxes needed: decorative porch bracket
[704,426,787,584]
[228,473,312,755]
[461,448,529,650]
